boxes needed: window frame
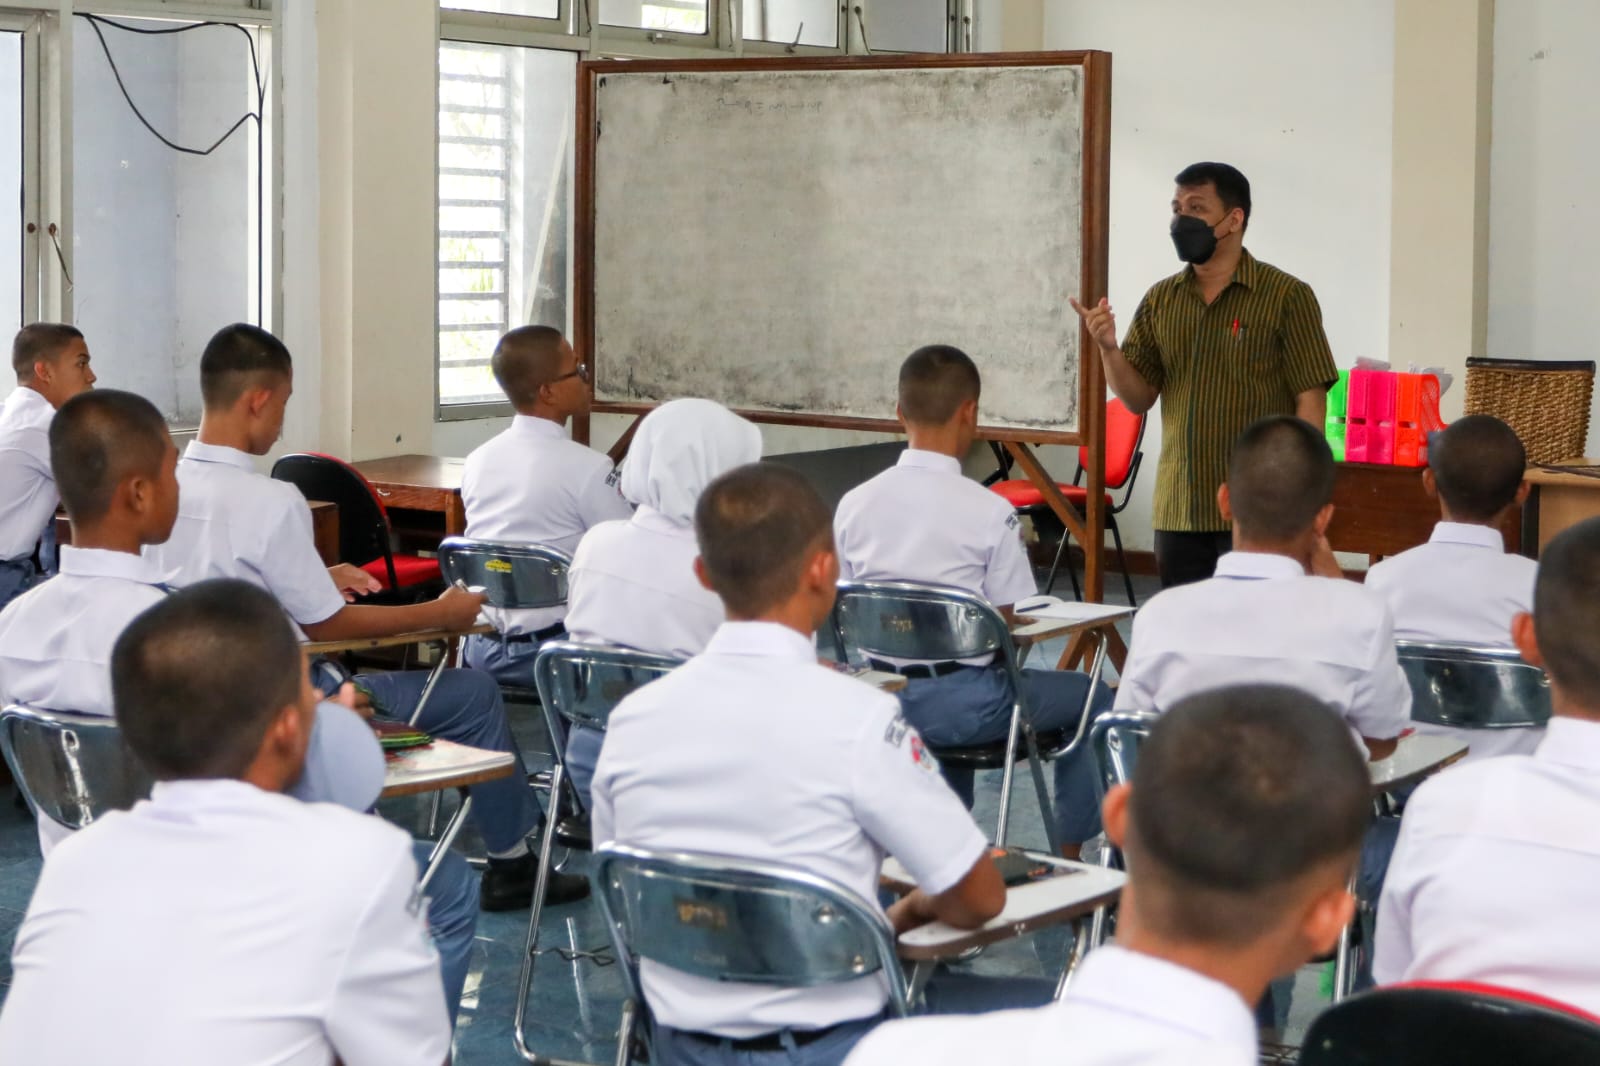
[434,0,973,420]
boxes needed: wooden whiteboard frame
[573,51,1116,602]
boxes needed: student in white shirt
[1375,517,1600,1014]
[0,323,96,607]
[461,325,633,686]
[1113,415,1411,756]
[1365,415,1540,758]
[833,346,1113,859]
[0,580,453,1066]
[846,685,1374,1066]
[594,462,1031,1066]
[562,397,762,801]
[145,323,586,911]
[0,389,479,1023]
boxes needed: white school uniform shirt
[1364,522,1542,760]
[0,386,57,562]
[834,448,1036,665]
[590,621,989,1037]
[1114,551,1411,743]
[564,506,723,658]
[0,779,450,1066]
[1374,716,1600,1012]
[0,546,168,855]
[145,440,348,628]
[844,945,1256,1066]
[461,414,632,635]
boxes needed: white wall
[1042,0,1395,550]
[1488,0,1600,455]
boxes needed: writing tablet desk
[305,623,493,727]
[1370,733,1469,794]
[1009,603,1135,675]
[382,737,515,891]
[351,454,467,543]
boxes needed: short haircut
[1429,415,1526,523]
[199,323,293,410]
[695,462,833,617]
[112,579,304,781]
[1175,161,1252,228]
[1532,517,1600,709]
[491,326,567,408]
[1125,685,1371,946]
[898,345,981,425]
[1227,415,1336,541]
[12,323,83,379]
[49,389,169,525]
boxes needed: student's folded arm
[887,855,1005,934]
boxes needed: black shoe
[479,852,591,912]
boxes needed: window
[72,14,270,425]
[742,0,836,47]
[437,42,574,409]
[598,0,708,35]
[0,30,23,346]
[442,0,561,19]
[868,0,950,53]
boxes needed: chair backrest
[532,639,681,734]
[1077,397,1146,490]
[438,536,571,611]
[1300,983,1600,1066]
[1089,710,1157,796]
[592,844,911,1016]
[0,705,153,830]
[830,580,1015,671]
[1397,641,1553,730]
[270,453,394,571]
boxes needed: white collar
[703,620,817,662]
[5,385,51,415]
[1429,521,1505,552]
[1537,717,1600,772]
[632,504,691,537]
[895,448,963,476]
[57,545,168,586]
[149,778,278,809]
[511,414,569,441]
[182,439,258,472]
[1212,551,1306,581]
[1069,945,1256,1050]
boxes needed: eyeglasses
[549,362,590,386]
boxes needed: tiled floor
[0,568,1333,1063]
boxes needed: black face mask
[1171,213,1224,265]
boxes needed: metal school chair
[592,844,911,1066]
[1397,640,1552,733]
[513,640,681,1065]
[831,580,1108,856]
[0,704,152,831]
[1301,982,1600,1066]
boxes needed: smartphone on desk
[990,847,1075,886]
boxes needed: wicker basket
[1464,357,1596,465]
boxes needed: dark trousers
[1153,530,1234,589]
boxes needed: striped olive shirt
[1121,249,1337,532]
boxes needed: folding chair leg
[1331,872,1358,1002]
[1108,514,1137,608]
[1021,725,1063,856]
[993,703,1026,848]
[1054,914,1093,1000]
[613,999,638,1066]
[514,764,568,1063]
[425,791,442,838]
[1043,521,1070,595]
[404,645,450,728]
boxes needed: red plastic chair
[270,453,442,593]
[989,397,1146,606]
[1300,981,1600,1066]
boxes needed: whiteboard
[588,61,1096,438]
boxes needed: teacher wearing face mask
[1070,161,1338,589]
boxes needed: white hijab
[620,398,763,525]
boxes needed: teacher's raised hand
[1069,296,1119,353]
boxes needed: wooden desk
[352,454,466,541]
[1330,462,1521,563]
[1525,461,1600,554]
